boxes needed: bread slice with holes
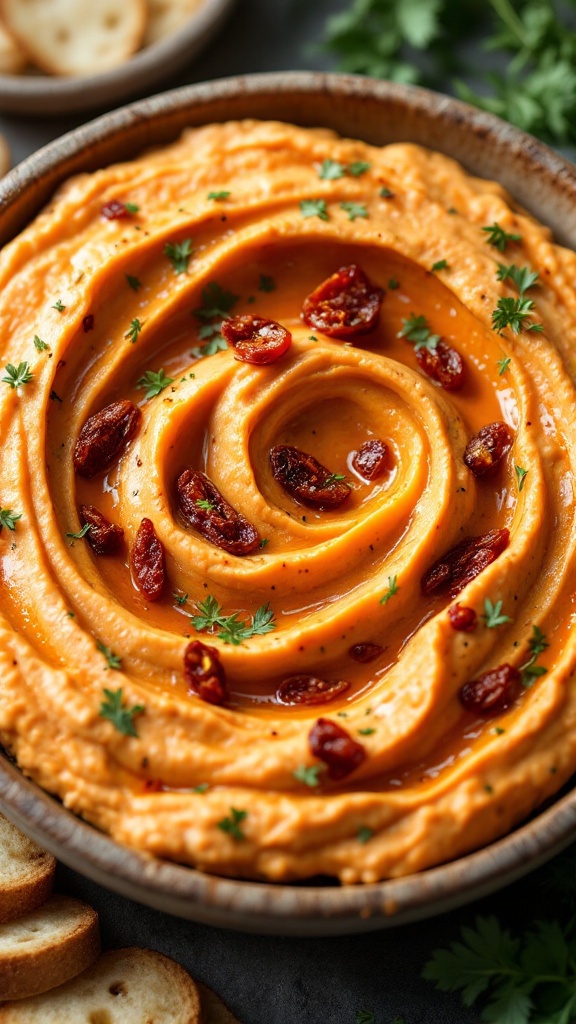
[0,814,55,925]
[0,946,202,1021]
[0,894,99,1001]
[0,0,146,77]
[198,981,241,1023]
[144,0,204,46]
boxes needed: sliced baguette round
[144,0,204,46]
[0,947,202,1022]
[198,981,241,1023]
[0,814,55,925]
[0,0,146,77]
[0,894,99,1001]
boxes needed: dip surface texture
[0,120,575,883]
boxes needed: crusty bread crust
[0,815,54,925]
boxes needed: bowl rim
[1,70,576,935]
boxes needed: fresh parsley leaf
[191,596,276,645]
[491,297,543,335]
[0,508,22,531]
[195,498,215,511]
[431,258,448,271]
[250,603,276,636]
[529,625,550,658]
[217,807,247,841]
[482,598,512,629]
[515,465,528,491]
[66,522,91,541]
[191,335,228,359]
[33,335,49,351]
[520,625,550,688]
[125,274,142,292]
[324,472,347,486]
[165,239,194,274]
[496,263,539,295]
[348,160,371,176]
[355,1012,375,1024]
[124,202,139,214]
[482,223,522,252]
[260,538,269,548]
[194,282,239,322]
[2,362,33,388]
[125,317,144,344]
[191,594,224,631]
[52,300,65,312]
[207,190,231,200]
[96,641,122,670]
[380,186,394,198]
[358,727,376,736]
[380,575,399,604]
[357,826,374,844]
[318,158,345,180]
[388,278,400,289]
[193,782,209,793]
[293,764,325,787]
[136,368,174,400]
[340,201,368,221]
[300,199,329,220]
[258,274,276,292]
[99,687,143,736]
[173,591,188,607]
[497,356,511,376]
[399,314,440,350]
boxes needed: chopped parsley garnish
[388,278,400,289]
[357,826,374,844]
[431,259,448,271]
[355,1012,375,1024]
[96,641,122,670]
[2,362,33,388]
[496,263,539,295]
[125,274,142,292]
[493,726,506,735]
[300,199,329,221]
[497,356,511,376]
[481,598,512,628]
[193,783,209,794]
[0,508,22,531]
[293,764,325,787]
[260,538,269,548]
[125,317,144,344]
[348,160,371,176]
[399,314,440,350]
[164,238,194,274]
[195,498,215,511]
[207,190,231,200]
[482,222,522,252]
[341,201,368,221]
[191,595,276,645]
[318,158,345,179]
[172,591,188,607]
[380,186,394,198]
[191,334,228,358]
[99,687,143,737]
[380,575,399,604]
[33,335,49,351]
[358,727,376,736]
[520,625,550,688]
[324,472,347,486]
[195,282,240,322]
[136,368,174,400]
[66,522,91,541]
[491,296,543,335]
[124,202,139,214]
[217,807,247,841]
[515,465,529,491]
[258,274,276,292]
[52,300,66,312]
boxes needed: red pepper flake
[83,314,95,333]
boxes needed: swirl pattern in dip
[0,121,575,883]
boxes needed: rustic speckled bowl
[0,0,236,115]
[1,72,576,935]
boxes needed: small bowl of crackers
[0,0,236,115]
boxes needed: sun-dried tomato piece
[422,528,510,599]
[142,779,163,793]
[464,422,514,477]
[221,314,292,365]
[349,642,384,663]
[448,603,477,632]
[270,445,351,510]
[460,663,521,715]
[352,439,389,480]
[302,264,383,338]
[130,518,165,602]
[80,504,124,555]
[184,639,227,706]
[416,340,464,390]
[101,200,130,220]
[308,717,366,781]
[73,400,141,478]
[177,469,260,556]
[276,676,350,705]
[83,314,94,333]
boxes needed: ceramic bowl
[0,0,236,115]
[1,71,576,936]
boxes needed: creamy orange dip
[0,120,575,883]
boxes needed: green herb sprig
[191,595,276,646]
[99,687,144,737]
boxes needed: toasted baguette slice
[198,981,241,1023]
[0,947,202,1022]
[0,0,146,77]
[0,894,99,1001]
[0,814,55,924]
[144,0,204,46]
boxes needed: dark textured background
[2,2,573,1021]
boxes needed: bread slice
[198,981,241,1023]
[0,947,202,1021]
[0,814,55,925]
[0,894,99,1001]
[0,0,146,77]
[0,20,26,74]
[144,0,204,46]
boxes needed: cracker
[144,0,204,47]
[0,0,147,77]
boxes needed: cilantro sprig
[191,595,276,646]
